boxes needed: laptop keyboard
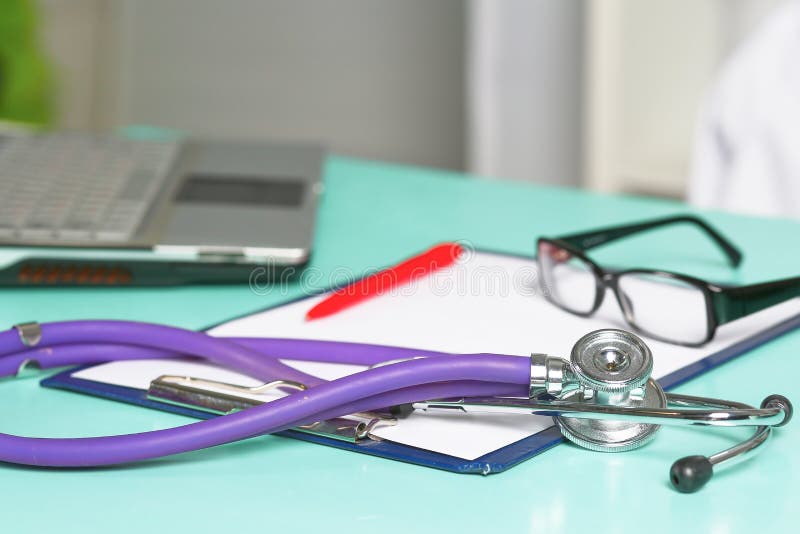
[0,133,181,242]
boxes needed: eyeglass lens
[538,241,598,314]
[538,241,710,343]
[616,272,709,344]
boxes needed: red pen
[305,242,464,321]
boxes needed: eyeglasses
[536,215,800,346]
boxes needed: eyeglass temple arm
[713,276,800,324]
[555,215,742,267]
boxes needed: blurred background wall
[40,0,467,170]
[37,0,784,198]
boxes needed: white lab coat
[689,0,800,218]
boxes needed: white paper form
[74,251,800,460]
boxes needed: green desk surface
[1,157,798,533]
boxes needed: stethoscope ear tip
[670,455,713,493]
[762,394,793,427]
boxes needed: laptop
[0,132,324,285]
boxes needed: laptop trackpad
[160,174,312,251]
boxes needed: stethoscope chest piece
[555,329,668,452]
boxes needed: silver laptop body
[0,132,324,285]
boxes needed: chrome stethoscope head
[416,329,793,493]
[555,329,666,453]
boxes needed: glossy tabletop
[1,157,798,533]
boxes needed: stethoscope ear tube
[415,390,793,493]
[669,394,793,493]
[0,321,535,467]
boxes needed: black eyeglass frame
[536,215,800,347]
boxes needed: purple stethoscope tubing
[0,320,528,467]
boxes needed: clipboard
[41,248,800,474]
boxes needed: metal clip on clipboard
[147,375,397,443]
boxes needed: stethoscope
[0,320,792,493]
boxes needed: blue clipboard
[40,247,800,475]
